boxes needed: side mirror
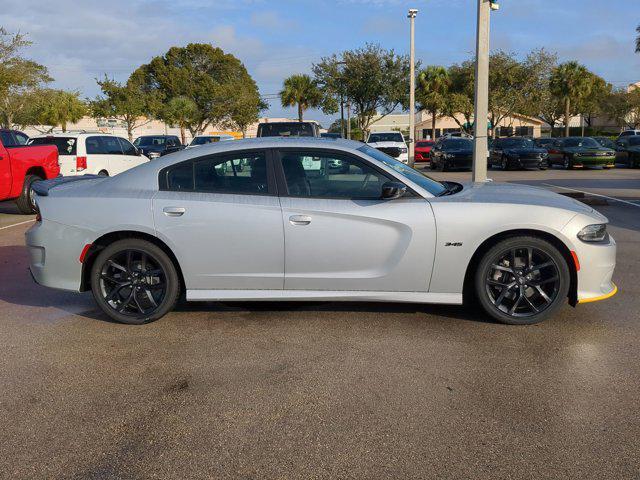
[381,181,407,200]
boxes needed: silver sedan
[26,138,617,325]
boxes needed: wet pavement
[0,167,639,479]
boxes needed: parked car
[0,129,59,213]
[257,121,320,138]
[133,135,183,159]
[430,137,473,171]
[617,129,640,140]
[414,140,435,162]
[614,135,640,168]
[489,136,548,170]
[366,131,409,164]
[547,137,616,169]
[28,133,149,177]
[533,137,556,150]
[186,135,235,148]
[592,137,617,150]
[27,137,617,326]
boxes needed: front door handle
[289,215,311,226]
[163,206,186,217]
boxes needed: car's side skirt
[186,289,463,304]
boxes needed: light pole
[471,0,499,182]
[408,8,418,166]
[346,100,351,140]
[337,61,347,138]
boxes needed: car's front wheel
[474,236,570,325]
[90,239,180,324]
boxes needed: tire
[98,170,109,176]
[90,238,180,324]
[15,174,42,214]
[474,236,570,325]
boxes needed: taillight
[76,156,87,171]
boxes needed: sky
[1,0,639,127]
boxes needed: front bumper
[509,157,548,169]
[573,156,616,167]
[574,235,617,303]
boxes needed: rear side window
[14,132,28,145]
[194,153,267,194]
[85,136,104,154]
[166,163,194,191]
[29,136,77,155]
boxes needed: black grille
[376,147,401,158]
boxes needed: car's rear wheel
[474,236,570,325]
[90,239,180,324]
[98,170,109,176]
[15,174,42,214]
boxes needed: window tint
[280,151,393,199]
[166,163,194,191]
[118,137,137,156]
[0,131,16,147]
[85,136,104,154]
[14,132,28,145]
[102,136,123,155]
[28,136,77,155]
[194,153,267,194]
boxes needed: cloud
[250,11,297,31]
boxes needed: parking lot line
[0,219,34,231]
[541,183,640,208]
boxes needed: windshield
[563,138,599,148]
[28,136,77,155]
[444,138,473,149]
[416,141,434,147]
[358,145,446,196]
[258,123,315,137]
[628,137,640,146]
[368,133,404,143]
[500,138,535,148]
[135,136,169,147]
[190,136,223,146]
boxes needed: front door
[275,149,436,292]
[153,149,284,292]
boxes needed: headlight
[443,153,454,159]
[149,152,160,159]
[540,152,548,158]
[577,224,608,242]
[400,147,408,154]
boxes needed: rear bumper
[25,220,88,292]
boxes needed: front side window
[194,153,267,194]
[118,137,137,156]
[0,131,16,147]
[14,132,28,145]
[102,136,123,155]
[280,151,393,199]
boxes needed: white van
[28,133,149,176]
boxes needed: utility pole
[337,61,347,139]
[346,101,351,140]
[471,0,498,182]
[408,8,418,166]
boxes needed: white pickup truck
[366,131,409,164]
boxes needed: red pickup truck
[0,129,60,214]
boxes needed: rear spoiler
[32,175,103,196]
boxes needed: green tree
[441,63,474,133]
[227,88,267,138]
[313,44,410,137]
[576,72,611,133]
[0,28,52,128]
[91,75,158,141]
[133,43,262,137]
[521,49,561,136]
[21,89,86,132]
[416,66,450,140]
[280,74,322,122]
[550,61,592,137]
[162,96,197,144]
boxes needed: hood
[503,148,546,155]
[444,181,599,216]
[368,141,406,148]
[444,149,473,155]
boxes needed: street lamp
[408,8,418,166]
[471,0,498,183]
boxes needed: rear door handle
[163,206,186,217]
[289,215,311,226]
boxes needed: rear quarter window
[28,136,77,155]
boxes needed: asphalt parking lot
[1,167,639,479]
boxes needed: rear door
[153,149,284,293]
[275,148,436,292]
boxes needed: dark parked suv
[133,135,183,159]
[257,122,320,138]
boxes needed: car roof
[30,132,111,138]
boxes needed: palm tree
[549,61,592,137]
[280,74,322,122]
[416,66,450,140]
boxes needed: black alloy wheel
[475,236,569,325]
[91,239,180,324]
